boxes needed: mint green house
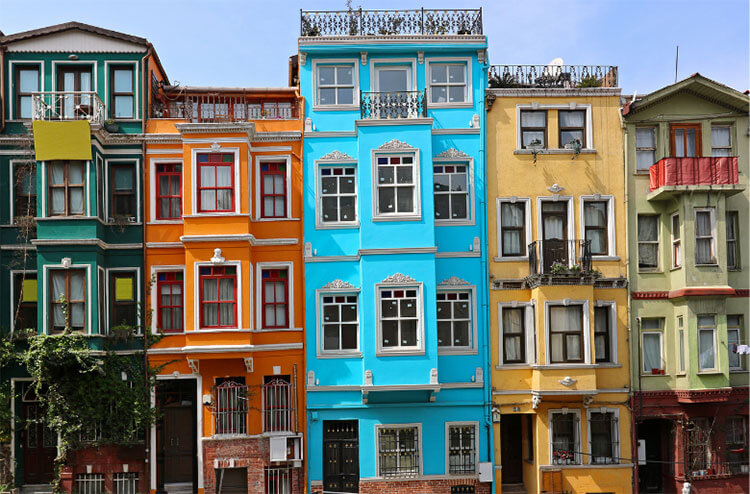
[622,74,749,493]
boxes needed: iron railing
[528,240,592,276]
[265,466,293,494]
[74,473,105,494]
[489,65,618,88]
[151,94,300,122]
[263,378,295,433]
[113,473,138,494]
[32,91,105,124]
[360,91,427,120]
[300,8,482,36]
[213,381,248,436]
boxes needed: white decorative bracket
[382,273,417,284]
[299,52,306,66]
[323,279,356,289]
[210,142,221,152]
[470,114,480,129]
[417,51,424,64]
[583,395,594,408]
[304,242,313,258]
[477,49,486,64]
[475,367,483,383]
[364,369,373,386]
[532,394,542,409]
[559,376,577,387]
[61,257,72,269]
[243,357,253,373]
[472,236,481,253]
[187,359,199,374]
[307,370,315,387]
[430,368,438,385]
[304,118,313,133]
[360,52,367,65]
[210,248,225,264]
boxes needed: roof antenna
[674,45,679,83]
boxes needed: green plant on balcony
[489,72,519,89]
[378,16,404,35]
[577,74,602,88]
[103,119,121,133]
[301,17,321,36]
[551,262,569,274]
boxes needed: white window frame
[671,212,681,268]
[369,58,417,92]
[371,148,421,222]
[96,156,104,221]
[710,125,733,157]
[548,408,582,465]
[255,261,295,331]
[545,300,591,365]
[496,197,532,260]
[375,280,425,356]
[149,157,184,223]
[104,158,141,223]
[593,301,618,365]
[677,315,686,374]
[537,196,575,266]
[694,208,717,265]
[436,285,477,355]
[254,154,293,221]
[9,60,44,120]
[727,315,743,371]
[42,262,92,335]
[312,59,359,110]
[586,407,620,465]
[9,269,37,334]
[579,195,616,258]
[444,421,479,475]
[315,285,361,358]
[105,267,142,335]
[426,57,473,108]
[640,325,663,375]
[498,302,535,366]
[635,126,657,173]
[150,265,186,333]
[194,260,244,331]
[433,156,474,226]
[190,146,241,216]
[315,157,359,229]
[40,160,91,219]
[697,314,718,371]
[104,60,139,120]
[637,213,660,271]
[374,423,423,478]
[516,104,593,152]
[9,159,36,223]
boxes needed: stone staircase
[501,484,527,494]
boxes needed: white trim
[425,57,473,108]
[640,330,664,374]
[315,158,360,229]
[593,301,618,365]
[105,266,142,335]
[444,421,480,475]
[498,301,536,365]
[371,146,422,221]
[42,262,92,335]
[433,156,475,226]
[104,60,139,120]
[548,408,583,465]
[147,342,303,354]
[545,300,591,365]
[496,197,532,260]
[374,423,423,478]
[436,284,478,355]
[97,266,105,335]
[585,407,621,465]
[194,260,243,331]
[375,280,425,356]
[149,157,184,223]
[8,269,37,334]
[670,212,682,269]
[254,154,293,220]
[104,158,141,223]
[150,265,186,334]
[51,59,98,96]
[316,287,361,358]
[40,160,92,218]
[515,103,593,151]
[697,314,719,372]
[190,146,241,215]
[311,58,360,111]
[8,60,44,119]
[579,195,616,258]
[255,261,293,331]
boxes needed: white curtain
[674,129,685,157]
[585,202,607,253]
[219,278,234,325]
[711,127,730,148]
[638,216,658,266]
[51,272,66,326]
[699,329,715,369]
[200,165,215,210]
[559,111,584,127]
[695,212,712,263]
[503,309,522,361]
[264,281,277,326]
[521,111,545,127]
[685,129,697,157]
[544,216,564,240]
[50,163,65,214]
[642,333,661,371]
[502,203,524,254]
[203,279,218,326]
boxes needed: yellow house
[486,65,632,494]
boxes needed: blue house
[299,9,493,493]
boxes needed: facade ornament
[304,118,313,133]
[547,183,565,193]
[381,273,417,284]
[210,248,225,264]
[472,236,481,253]
[304,242,313,258]
[475,367,483,383]
[307,370,315,387]
[430,368,438,385]
[320,150,355,161]
[417,51,424,64]
[532,394,542,409]
[299,52,306,66]
[187,359,199,374]
[682,482,692,494]
[583,395,595,408]
[470,114,480,128]
[438,276,470,287]
[559,376,577,387]
[323,279,356,289]
[435,148,470,159]
[378,138,412,150]
[360,51,367,65]
[364,370,373,386]
[61,257,72,269]
[210,142,221,152]
[485,92,496,111]
[477,49,486,64]
[243,357,254,373]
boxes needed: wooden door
[22,403,56,484]
[541,201,568,271]
[670,124,701,158]
[163,406,194,484]
[501,415,523,484]
[323,420,358,493]
[56,67,93,119]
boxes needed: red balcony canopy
[649,157,739,192]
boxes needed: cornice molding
[438,276,470,287]
[435,148,470,159]
[319,150,355,161]
[378,138,413,150]
[322,279,356,289]
[381,273,417,284]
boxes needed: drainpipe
[1,43,7,133]
[141,44,151,492]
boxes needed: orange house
[143,86,305,494]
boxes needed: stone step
[501,484,527,494]
[20,484,53,494]
[163,482,194,494]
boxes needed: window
[502,307,525,364]
[110,272,137,331]
[49,269,85,333]
[698,315,717,371]
[549,305,583,363]
[430,63,467,104]
[14,163,36,219]
[321,294,358,352]
[265,467,291,494]
[437,291,471,349]
[671,124,701,157]
[379,286,420,351]
[48,161,85,216]
[157,272,183,333]
[262,269,288,329]
[520,111,546,149]
[551,412,580,465]
[447,424,476,474]
[263,375,293,433]
[637,215,659,269]
[15,65,39,119]
[433,163,468,221]
[641,318,663,373]
[199,266,236,328]
[260,161,287,218]
[671,213,681,268]
[377,426,420,477]
[13,273,37,332]
[589,411,618,464]
[110,163,136,219]
[594,306,612,363]
[214,377,247,435]
[375,155,416,216]
[711,126,732,156]
[96,158,105,221]
[197,153,234,213]
[320,166,356,224]
[583,200,608,256]
[635,127,656,172]
[317,65,354,106]
[726,416,748,473]
[559,110,586,148]
[727,315,742,370]
[110,66,134,119]
[726,211,739,269]
[499,200,527,257]
[156,163,182,220]
[686,418,712,473]
[695,209,716,264]
[678,316,685,373]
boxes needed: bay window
[594,306,612,363]
[48,161,85,216]
[320,166,356,224]
[50,269,85,333]
[637,214,659,269]
[14,163,36,219]
[726,211,739,269]
[321,294,358,353]
[378,285,421,352]
[549,305,583,363]
[433,163,468,222]
[698,315,717,371]
[13,273,37,332]
[110,272,137,330]
[635,127,656,172]
[641,318,663,373]
[694,208,716,264]
[671,213,681,268]
[436,290,471,349]
[110,163,136,219]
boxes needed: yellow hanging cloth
[32,120,92,161]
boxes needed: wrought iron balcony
[32,91,105,125]
[528,240,593,277]
[360,91,427,120]
[489,65,618,89]
[151,92,301,122]
[300,8,482,36]
[649,156,739,191]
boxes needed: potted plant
[104,119,121,133]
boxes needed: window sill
[148,220,183,225]
[496,363,532,369]
[730,368,746,373]
[494,256,529,262]
[252,217,300,222]
[316,351,363,359]
[728,267,742,272]
[696,370,722,375]
[427,102,473,109]
[312,105,360,112]
[695,263,719,267]
[252,327,303,333]
[435,219,475,226]
[376,349,425,356]
[595,362,622,368]
[183,213,247,218]
[633,171,651,176]
[372,214,422,222]
[316,222,360,230]
[638,269,662,274]
[514,148,596,155]
[533,363,596,369]
[592,256,620,261]
[438,348,477,356]
[670,265,682,271]
[640,373,668,377]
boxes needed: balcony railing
[213,381,248,436]
[489,65,618,89]
[300,8,482,36]
[649,156,739,192]
[360,91,427,120]
[32,91,105,125]
[263,378,295,433]
[151,93,300,122]
[528,240,592,276]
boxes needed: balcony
[648,156,743,201]
[527,240,594,284]
[360,91,427,120]
[151,91,301,122]
[32,91,105,125]
[488,65,618,89]
[300,8,483,36]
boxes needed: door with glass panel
[670,124,701,157]
[374,66,412,118]
[57,66,93,119]
[541,201,568,272]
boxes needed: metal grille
[378,427,419,478]
[263,378,295,433]
[489,65,618,88]
[448,425,476,473]
[528,239,592,276]
[300,9,482,36]
[75,473,104,494]
[113,473,138,494]
[32,91,106,124]
[265,466,292,494]
[451,487,475,494]
[213,381,248,435]
[686,419,712,474]
[590,412,619,464]
[360,91,426,120]
[156,95,298,122]
[551,413,580,465]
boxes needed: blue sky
[1,0,747,94]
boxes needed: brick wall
[311,478,490,494]
[60,444,146,493]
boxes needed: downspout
[141,44,151,492]
[1,44,7,133]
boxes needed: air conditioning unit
[269,434,303,464]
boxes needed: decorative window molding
[311,59,359,111]
[105,158,140,223]
[425,57,473,109]
[376,279,424,356]
[498,302,535,365]
[316,162,358,229]
[433,157,474,226]
[593,301,618,364]
[435,148,470,159]
[322,279,357,290]
[190,146,241,215]
[151,159,183,222]
[438,276,469,287]
[496,197,532,260]
[579,195,615,258]
[152,266,185,334]
[378,139,414,150]
[194,261,243,331]
[320,150,355,161]
[255,155,292,220]
[255,262,294,331]
[382,273,417,284]
[316,289,360,358]
[516,104,593,151]
[437,285,477,354]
